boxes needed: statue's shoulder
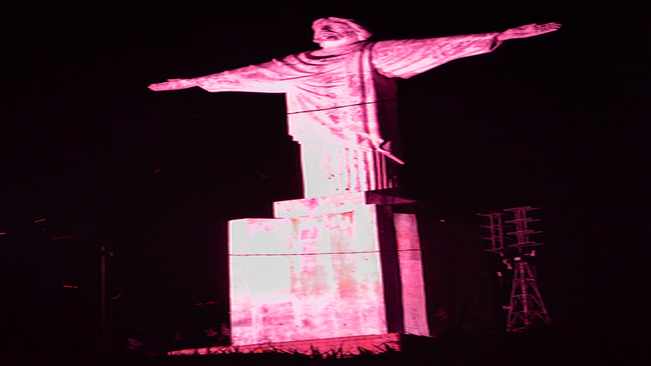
[306,42,369,58]
[373,39,417,48]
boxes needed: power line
[479,206,551,332]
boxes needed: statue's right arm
[148,58,301,93]
[148,78,197,91]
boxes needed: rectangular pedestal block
[228,192,429,346]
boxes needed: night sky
[1,0,648,354]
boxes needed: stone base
[168,333,403,357]
[228,191,429,345]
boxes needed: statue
[149,18,560,198]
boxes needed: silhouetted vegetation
[1,328,645,366]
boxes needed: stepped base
[228,192,428,345]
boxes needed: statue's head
[312,17,372,48]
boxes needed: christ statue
[149,18,560,198]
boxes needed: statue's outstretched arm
[497,22,561,41]
[148,78,197,91]
[148,60,292,93]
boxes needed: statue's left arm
[372,22,560,79]
[497,22,561,41]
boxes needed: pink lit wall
[228,192,429,345]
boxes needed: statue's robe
[193,33,500,197]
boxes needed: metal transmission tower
[479,206,551,332]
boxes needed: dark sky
[1,0,648,348]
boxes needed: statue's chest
[292,51,369,88]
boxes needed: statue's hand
[148,78,197,91]
[497,22,561,41]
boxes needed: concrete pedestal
[228,191,429,347]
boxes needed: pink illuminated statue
[149,18,560,198]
